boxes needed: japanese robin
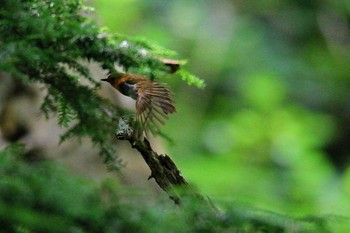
[101,72,176,136]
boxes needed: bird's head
[101,73,124,86]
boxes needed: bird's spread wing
[135,81,176,134]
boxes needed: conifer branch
[0,0,204,170]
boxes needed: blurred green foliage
[1,144,349,233]
[92,0,350,217]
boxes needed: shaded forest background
[90,0,350,215]
[1,0,350,232]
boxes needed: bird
[101,72,176,137]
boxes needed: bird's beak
[101,78,108,82]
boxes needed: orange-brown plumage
[101,73,176,135]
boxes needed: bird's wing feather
[135,81,175,134]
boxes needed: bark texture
[115,118,199,204]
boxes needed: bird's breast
[118,82,138,100]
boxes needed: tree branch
[115,118,202,205]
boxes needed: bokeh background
[1,0,350,218]
[89,0,350,215]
